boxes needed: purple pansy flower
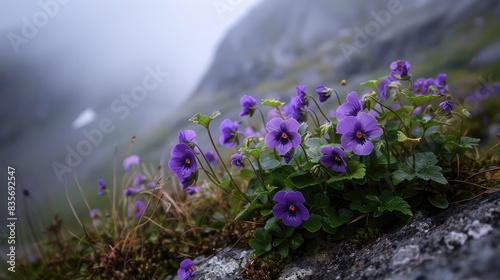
[336,112,383,156]
[413,78,429,95]
[283,150,294,164]
[219,119,241,148]
[185,186,202,195]
[239,95,257,117]
[133,173,145,186]
[168,143,198,179]
[439,101,454,113]
[265,117,302,156]
[97,178,106,196]
[315,85,333,103]
[295,85,308,101]
[377,78,391,101]
[389,59,411,80]
[320,146,347,173]
[180,173,198,189]
[230,153,245,170]
[124,187,141,197]
[435,73,449,95]
[123,155,140,171]
[290,96,308,123]
[90,209,98,219]
[178,130,198,149]
[272,191,310,227]
[128,200,146,219]
[177,258,196,280]
[336,91,364,121]
[204,150,218,164]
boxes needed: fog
[0,0,261,227]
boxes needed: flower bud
[462,108,472,120]
[340,79,347,86]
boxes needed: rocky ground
[174,190,500,280]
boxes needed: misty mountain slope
[153,0,499,153]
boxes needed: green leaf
[272,165,297,186]
[235,196,260,221]
[285,226,295,237]
[188,111,220,128]
[324,206,344,228]
[260,157,281,170]
[377,155,397,165]
[360,79,379,90]
[240,144,266,159]
[262,98,285,109]
[285,172,320,189]
[303,214,322,232]
[298,122,309,136]
[314,193,330,208]
[338,208,353,222]
[360,76,386,90]
[428,196,449,209]
[326,161,366,183]
[254,228,269,243]
[278,243,289,258]
[392,153,448,185]
[264,217,278,230]
[400,88,441,106]
[273,237,285,247]
[218,177,231,190]
[321,217,338,234]
[375,196,413,217]
[289,234,304,249]
[306,146,323,163]
[260,209,273,217]
[416,166,448,185]
[305,137,328,148]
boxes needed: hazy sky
[1,1,262,102]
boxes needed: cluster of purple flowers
[283,85,310,122]
[413,73,449,96]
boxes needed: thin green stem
[246,158,268,191]
[195,144,220,184]
[206,126,251,203]
[256,107,268,132]
[368,96,409,132]
[308,95,331,122]
[307,108,321,128]
[333,89,342,107]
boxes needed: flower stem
[308,95,331,122]
[195,144,220,184]
[246,158,268,191]
[256,107,268,133]
[205,126,251,203]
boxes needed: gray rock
[392,245,420,266]
[185,192,500,280]
[466,220,493,239]
[443,231,468,250]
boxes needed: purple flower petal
[123,155,140,171]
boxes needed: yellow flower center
[289,205,296,212]
[185,159,191,165]
[282,133,288,139]
[335,156,341,162]
[357,132,363,139]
